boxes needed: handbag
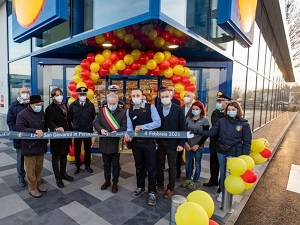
[216,141,232,153]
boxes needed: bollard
[220,157,234,213]
[170,195,187,225]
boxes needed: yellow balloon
[124,54,134,65]
[89,98,95,104]
[174,29,184,37]
[90,72,99,83]
[190,75,196,84]
[138,65,148,75]
[116,28,126,39]
[154,37,165,48]
[95,34,105,44]
[165,25,175,35]
[95,54,105,65]
[174,83,185,94]
[116,60,126,71]
[90,62,100,72]
[109,64,118,74]
[251,139,265,153]
[131,40,141,49]
[225,175,245,195]
[76,82,87,89]
[146,59,157,70]
[87,89,94,99]
[67,155,75,162]
[180,91,187,100]
[163,67,173,78]
[175,202,209,225]
[261,157,268,163]
[132,70,139,76]
[244,181,254,190]
[102,49,112,59]
[124,34,134,44]
[74,65,82,74]
[182,67,190,77]
[73,74,83,83]
[187,190,214,218]
[173,65,184,75]
[163,51,172,60]
[238,155,255,170]
[227,158,247,176]
[68,97,76,106]
[131,49,141,60]
[249,152,264,165]
[257,138,270,148]
[148,29,158,40]
[153,52,165,64]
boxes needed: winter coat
[68,99,96,133]
[209,109,225,154]
[16,106,48,156]
[93,107,127,154]
[45,102,72,155]
[6,100,28,149]
[200,115,252,157]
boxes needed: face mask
[55,96,63,103]
[161,98,171,105]
[192,110,200,116]
[79,96,86,102]
[184,97,191,104]
[216,103,223,111]
[227,110,237,118]
[21,93,29,100]
[108,104,117,111]
[132,98,142,105]
[34,105,42,113]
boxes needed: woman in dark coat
[45,88,73,188]
[93,93,127,193]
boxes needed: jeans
[74,138,91,168]
[16,148,25,179]
[185,149,203,182]
[217,153,227,192]
[102,153,120,183]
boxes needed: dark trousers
[176,151,183,176]
[16,148,25,179]
[209,153,220,184]
[74,138,91,168]
[157,140,177,191]
[52,154,68,180]
[131,139,156,193]
[102,153,120,183]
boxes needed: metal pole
[170,195,187,225]
[220,157,234,213]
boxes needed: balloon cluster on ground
[67,141,93,163]
[67,49,197,105]
[175,190,219,225]
[249,138,272,165]
[225,155,257,195]
[86,24,189,51]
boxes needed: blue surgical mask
[34,105,42,113]
[192,110,200,116]
[227,110,237,118]
[216,103,223,111]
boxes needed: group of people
[7,84,252,205]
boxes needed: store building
[0,0,295,135]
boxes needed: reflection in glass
[254,74,263,130]
[245,69,256,130]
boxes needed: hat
[191,100,205,109]
[108,85,119,91]
[217,91,231,101]
[29,95,44,104]
[76,87,88,93]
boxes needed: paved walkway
[0,111,298,225]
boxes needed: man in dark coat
[93,93,127,193]
[69,87,96,174]
[156,88,186,199]
[7,87,30,187]
[16,95,48,198]
[45,88,74,188]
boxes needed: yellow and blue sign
[217,0,258,46]
[12,0,68,43]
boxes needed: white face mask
[108,104,117,111]
[132,98,142,105]
[79,96,86,102]
[161,98,171,105]
[55,96,63,103]
[184,97,191,104]
[21,93,29,100]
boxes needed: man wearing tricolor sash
[93,93,127,193]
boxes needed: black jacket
[45,102,72,155]
[181,105,192,118]
[93,107,127,154]
[16,106,48,156]
[68,99,96,133]
[209,109,225,154]
[157,103,186,150]
[6,100,28,149]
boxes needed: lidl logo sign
[12,0,68,43]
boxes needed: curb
[225,111,299,225]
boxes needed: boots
[112,181,118,193]
[101,179,111,190]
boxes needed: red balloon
[84,78,94,87]
[149,66,161,76]
[139,54,149,64]
[241,170,257,183]
[68,82,77,92]
[118,69,124,75]
[159,60,170,70]
[170,75,181,84]
[160,30,171,41]
[260,148,272,158]
[71,91,78,99]
[146,50,155,59]
[102,59,113,70]
[124,65,133,75]
[110,36,120,45]
[132,29,142,38]
[86,53,95,63]
[209,219,219,225]
[181,76,191,85]
[132,61,141,70]
[169,36,179,45]
[185,84,196,92]
[169,56,179,67]
[173,92,180,99]
[125,25,134,33]
[80,69,90,79]
[80,59,90,70]
[140,34,149,45]
[178,57,186,66]
[103,31,114,39]
[80,154,84,163]
[117,49,127,60]
[110,53,119,63]
[86,37,96,46]
[99,68,109,76]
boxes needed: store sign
[12,0,68,43]
[217,0,258,47]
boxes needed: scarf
[17,96,29,105]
